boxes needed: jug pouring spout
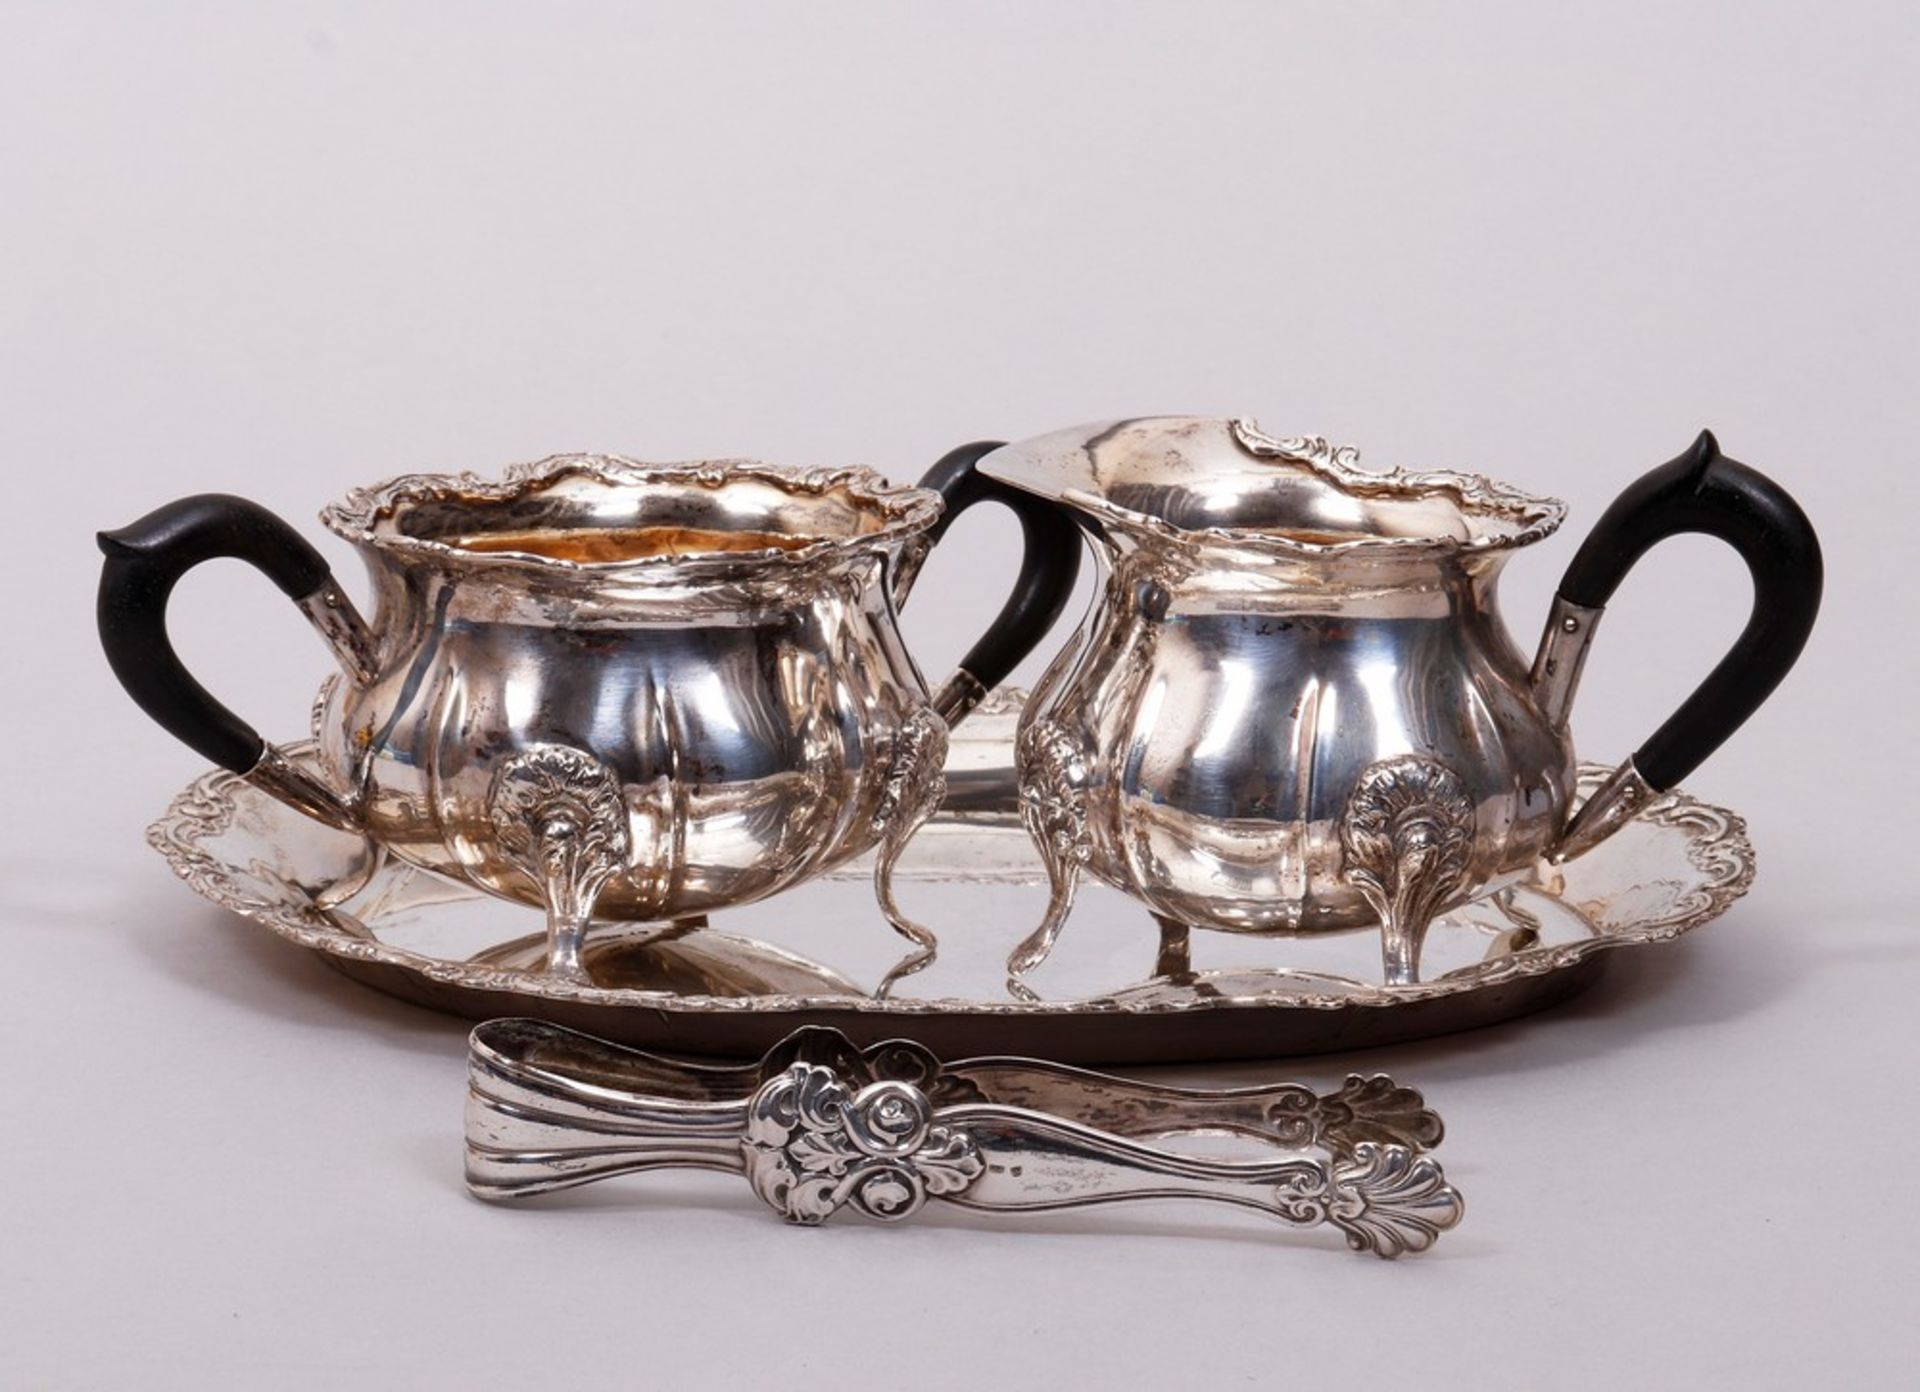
[978,417,1567,563]
[971,417,1820,993]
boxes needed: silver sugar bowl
[98,449,1077,987]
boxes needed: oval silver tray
[148,694,1755,1063]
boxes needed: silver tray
[149,695,1755,1063]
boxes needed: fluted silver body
[1025,525,1573,932]
[983,417,1579,979]
[307,457,946,928]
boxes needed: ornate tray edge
[147,753,1755,1018]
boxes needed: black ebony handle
[916,442,1083,709]
[1556,430,1822,790]
[98,494,335,774]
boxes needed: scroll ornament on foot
[870,704,951,994]
[1338,755,1476,986]
[488,744,631,981]
[1009,716,1094,992]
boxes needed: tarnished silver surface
[292,581,379,685]
[485,744,632,980]
[930,668,990,727]
[1529,595,1605,730]
[868,703,950,995]
[976,417,1650,983]
[1551,759,1657,865]
[1009,713,1094,998]
[1338,755,1477,987]
[464,1019,1463,1256]
[145,691,1757,1061]
[243,743,360,832]
[239,454,986,982]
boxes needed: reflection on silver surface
[465,1019,1464,1256]
[979,419,1586,983]
[146,702,1756,1059]
[258,456,970,980]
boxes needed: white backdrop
[3,4,1915,1388]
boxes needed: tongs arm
[464,1021,1463,1257]
[943,1058,1444,1158]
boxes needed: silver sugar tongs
[465,1019,1464,1257]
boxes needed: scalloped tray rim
[148,750,1756,1019]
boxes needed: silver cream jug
[976,418,1820,989]
[98,450,1078,988]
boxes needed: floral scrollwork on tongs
[466,1020,1464,1257]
